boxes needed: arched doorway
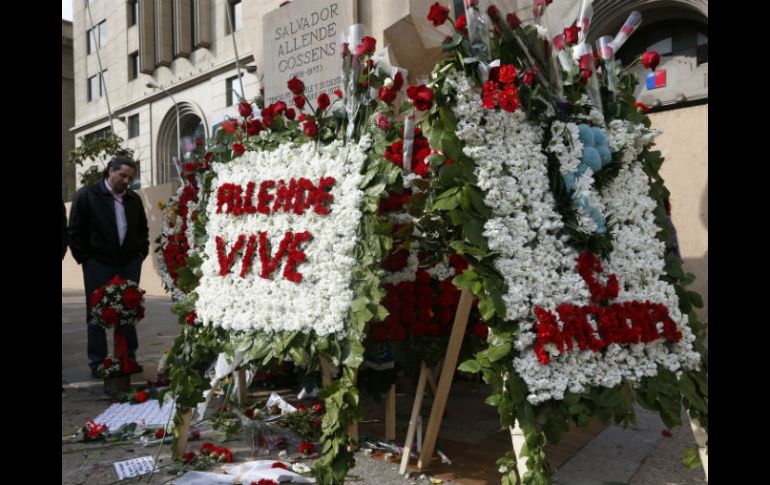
[156,102,208,186]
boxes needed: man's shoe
[129,363,144,375]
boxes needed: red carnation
[427,2,450,27]
[101,307,119,326]
[287,76,305,95]
[334,89,343,98]
[406,84,434,111]
[303,120,318,137]
[122,287,142,309]
[217,447,232,462]
[634,102,650,113]
[238,102,253,118]
[182,451,196,464]
[522,68,535,87]
[499,64,517,84]
[641,51,660,71]
[506,12,521,29]
[564,24,580,45]
[354,36,376,56]
[185,310,197,325]
[91,287,105,307]
[232,143,245,156]
[135,390,149,403]
[298,113,307,122]
[317,92,330,110]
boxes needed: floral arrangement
[73,420,109,442]
[90,274,145,329]
[95,355,125,378]
[180,442,233,468]
[162,31,408,484]
[409,2,707,482]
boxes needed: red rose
[473,323,489,339]
[334,89,343,98]
[487,5,501,20]
[222,119,237,134]
[91,287,105,307]
[122,287,142,309]
[371,324,388,343]
[108,274,126,285]
[378,86,397,104]
[409,321,429,337]
[298,442,316,455]
[341,42,349,57]
[293,95,306,110]
[217,447,232,462]
[285,108,296,120]
[101,307,120,326]
[579,69,592,85]
[427,2,450,27]
[455,14,467,34]
[246,119,264,136]
[552,34,565,50]
[200,442,217,455]
[303,120,318,137]
[376,112,392,130]
[312,403,323,414]
[522,68,535,87]
[287,76,305,95]
[564,24,580,45]
[298,113,307,122]
[641,51,660,70]
[354,36,376,56]
[506,12,521,29]
[634,102,650,113]
[155,428,166,439]
[185,310,197,325]
[256,480,279,485]
[428,324,442,337]
[579,54,595,71]
[406,84,434,111]
[238,102,252,117]
[183,451,196,464]
[103,357,113,368]
[135,390,149,403]
[232,143,245,156]
[317,92,330,110]
[661,429,673,438]
[270,101,288,117]
[389,323,406,342]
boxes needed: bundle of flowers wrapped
[90,274,146,329]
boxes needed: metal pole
[225,0,245,100]
[85,1,115,136]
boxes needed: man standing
[68,156,149,378]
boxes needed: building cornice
[70,54,254,134]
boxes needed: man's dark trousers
[84,257,142,370]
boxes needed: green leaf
[688,291,704,308]
[432,187,463,211]
[458,359,481,373]
[486,342,511,363]
[683,446,702,469]
[452,269,478,291]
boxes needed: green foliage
[68,132,135,186]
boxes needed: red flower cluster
[91,276,146,329]
[576,252,619,303]
[378,71,404,105]
[406,84,434,111]
[482,65,521,112]
[383,127,432,177]
[84,420,108,440]
[216,177,336,217]
[252,480,279,485]
[199,442,232,462]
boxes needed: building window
[191,0,198,48]
[129,0,138,27]
[83,127,112,143]
[129,51,139,80]
[100,70,108,96]
[617,19,708,67]
[87,74,99,101]
[128,114,140,138]
[226,75,243,107]
[87,20,107,54]
[227,0,242,34]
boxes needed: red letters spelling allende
[532,252,683,364]
[214,177,336,282]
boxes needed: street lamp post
[146,81,182,180]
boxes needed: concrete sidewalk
[62,290,707,484]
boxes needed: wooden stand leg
[348,369,359,447]
[385,384,397,441]
[236,367,247,405]
[510,420,528,483]
[416,288,474,471]
[688,413,708,481]
[426,368,438,397]
[173,409,193,459]
[319,356,334,387]
[399,361,430,475]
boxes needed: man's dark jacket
[68,179,149,266]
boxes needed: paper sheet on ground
[113,456,156,480]
[92,398,175,432]
[175,460,314,484]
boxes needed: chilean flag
[646,69,667,90]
